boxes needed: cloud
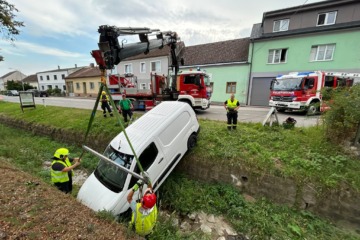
[1,40,85,58]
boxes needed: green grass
[1,115,359,239]
[1,101,359,190]
[160,174,360,240]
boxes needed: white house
[37,65,83,92]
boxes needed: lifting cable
[80,69,146,182]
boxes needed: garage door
[250,77,273,106]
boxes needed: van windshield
[94,145,134,193]
[273,77,303,91]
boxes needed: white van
[77,101,199,215]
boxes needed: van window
[94,145,134,193]
[129,142,158,188]
[324,76,335,87]
[159,112,190,146]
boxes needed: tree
[322,84,360,145]
[0,0,24,61]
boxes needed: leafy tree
[0,0,24,61]
[322,84,360,145]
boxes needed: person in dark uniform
[224,94,240,130]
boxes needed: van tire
[187,133,197,150]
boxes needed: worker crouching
[50,148,81,194]
[127,179,158,237]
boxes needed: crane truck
[269,71,359,115]
[91,25,211,110]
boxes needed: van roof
[110,101,194,155]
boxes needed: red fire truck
[269,71,359,115]
[107,70,211,111]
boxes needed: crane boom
[92,25,183,76]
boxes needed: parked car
[6,90,19,96]
[26,89,49,97]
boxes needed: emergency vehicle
[269,71,359,115]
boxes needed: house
[248,0,360,106]
[65,64,102,97]
[0,71,27,91]
[117,43,185,90]
[22,74,39,89]
[181,38,250,104]
[37,65,83,92]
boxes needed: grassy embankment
[0,101,359,239]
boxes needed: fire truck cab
[269,71,358,115]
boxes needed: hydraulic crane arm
[92,25,183,76]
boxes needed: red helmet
[141,189,156,209]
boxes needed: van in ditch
[77,101,200,215]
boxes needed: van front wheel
[187,133,197,150]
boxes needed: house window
[41,86,45,90]
[140,62,146,73]
[268,49,288,64]
[150,61,161,72]
[226,82,236,93]
[76,83,80,89]
[309,44,335,61]
[62,74,65,79]
[54,75,57,80]
[273,19,289,32]
[317,11,337,26]
[124,64,132,74]
[140,83,146,90]
[63,85,66,91]
[40,76,43,81]
[90,82,95,89]
[55,85,58,89]
[46,75,50,80]
[47,85,52,89]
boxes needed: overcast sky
[0,0,324,77]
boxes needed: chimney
[75,64,77,68]
[90,63,95,68]
[58,65,60,69]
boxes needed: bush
[322,84,360,144]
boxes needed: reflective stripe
[226,99,238,108]
[131,203,158,236]
[51,159,72,183]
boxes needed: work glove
[133,180,143,192]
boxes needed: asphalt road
[1,95,321,127]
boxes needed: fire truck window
[184,76,196,84]
[337,78,346,87]
[324,76,334,87]
[304,78,315,89]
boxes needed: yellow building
[65,65,102,97]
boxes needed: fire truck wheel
[187,133,197,150]
[307,103,318,116]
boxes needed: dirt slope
[0,158,137,240]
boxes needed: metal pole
[82,145,145,181]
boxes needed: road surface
[1,95,321,127]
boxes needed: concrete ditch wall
[1,115,359,232]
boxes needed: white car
[77,101,200,215]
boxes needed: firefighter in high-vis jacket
[224,94,240,130]
[127,178,158,237]
[51,148,81,194]
[100,91,114,117]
